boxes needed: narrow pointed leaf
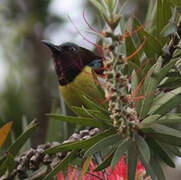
[139,154,157,180]
[141,115,161,124]
[45,129,115,154]
[157,58,177,82]
[156,0,171,36]
[150,124,181,147]
[8,120,37,156]
[131,69,142,113]
[139,57,161,119]
[148,138,175,167]
[149,87,181,115]
[134,17,162,58]
[84,134,121,157]
[159,142,181,157]
[152,134,181,147]
[48,114,103,128]
[159,77,181,89]
[156,0,163,35]
[145,0,157,32]
[167,0,181,7]
[81,106,110,128]
[127,61,140,74]
[126,35,140,65]
[81,95,109,115]
[156,113,181,125]
[111,138,132,171]
[94,152,114,172]
[78,156,92,180]
[151,124,181,138]
[127,144,137,180]
[0,153,15,176]
[93,77,106,100]
[71,106,110,121]
[90,0,107,17]
[72,106,111,126]
[135,134,150,163]
[150,156,166,180]
[161,22,177,37]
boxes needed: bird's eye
[69,46,77,52]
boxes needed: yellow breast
[58,66,104,107]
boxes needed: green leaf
[94,152,114,172]
[131,69,142,113]
[161,22,177,37]
[45,129,115,154]
[111,138,132,171]
[156,0,172,36]
[145,0,157,32]
[78,156,92,180]
[127,144,137,180]
[92,73,106,100]
[126,35,140,65]
[140,113,181,127]
[148,138,175,167]
[0,153,16,176]
[141,114,161,125]
[90,0,107,16]
[159,142,181,157]
[149,87,181,115]
[152,134,181,147]
[0,153,15,176]
[150,156,166,180]
[104,0,113,12]
[139,154,157,180]
[127,61,142,77]
[84,134,121,157]
[47,114,103,128]
[135,134,150,163]
[157,58,178,82]
[159,76,181,89]
[134,17,162,58]
[72,106,110,121]
[0,156,6,167]
[80,95,109,115]
[112,0,119,14]
[43,150,78,180]
[156,0,163,35]
[151,124,181,137]
[167,0,181,7]
[7,120,37,156]
[156,113,181,125]
[81,106,111,128]
[138,57,162,119]
[150,124,181,147]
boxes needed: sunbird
[42,40,105,108]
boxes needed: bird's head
[42,40,103,85]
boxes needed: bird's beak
[41,40,61,55]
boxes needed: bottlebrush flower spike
[57,157,150,180]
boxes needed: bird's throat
[53,58,82,86]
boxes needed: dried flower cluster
[2,128,100,180]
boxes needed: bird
[42,40,105,108]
